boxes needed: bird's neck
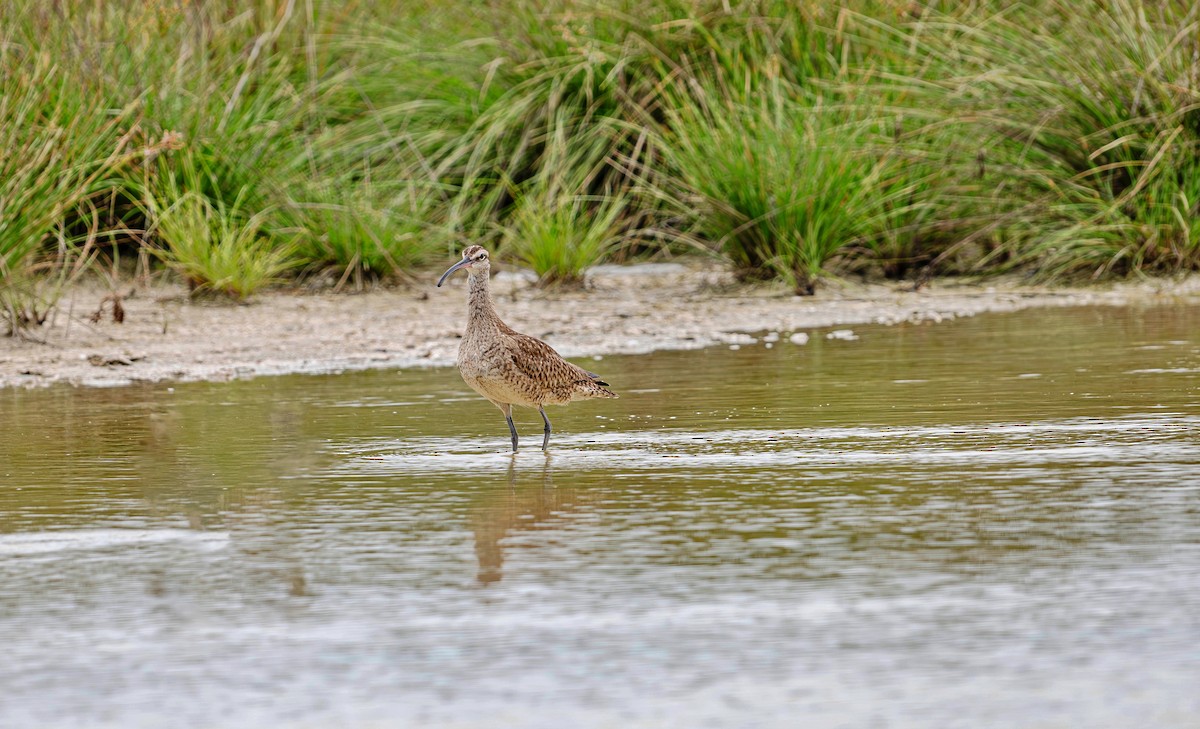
[466,270,500,327]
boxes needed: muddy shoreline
[3,263,1197,390]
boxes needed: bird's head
[437,245,490,287]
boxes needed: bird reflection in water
[471,456,581,585]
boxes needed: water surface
[2,304,1199,728]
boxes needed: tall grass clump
[151,191,295,299]
[336,2,650,248]
[1,0,329,297]
[279,180,448,288]
[0,47,142,334]
[498,111,638,284]
[505,193,631,283]
[143,154,296,299]
[871,0,1200,278]
[664,89,913,292]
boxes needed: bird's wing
[502,331,603,387]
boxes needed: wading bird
[437,246,617,452]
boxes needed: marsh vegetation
[2,0,1198,333]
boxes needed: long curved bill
[436,257,472,287]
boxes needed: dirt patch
[3,263,1197,389]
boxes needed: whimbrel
[437,246,617,452]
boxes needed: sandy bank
[3,263,1197,389]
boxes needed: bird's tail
[584,370,610,386]
[578,372,618,399]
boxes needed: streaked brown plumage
[437,245,617,452]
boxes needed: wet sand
[2,263,1197,389]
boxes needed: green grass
[0,44,144,334]
[498,111,635,284]
[279,180,448,287]
[2,0,1198,325]
[662,88,907,292]
[137,147,298,299]
[863,0,1200,278]
[504,190,632,285]
[149,188,296,300]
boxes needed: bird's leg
[502,403,518,453]
[539,407,551,451]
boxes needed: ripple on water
[0,528,231,557]
[334,414,1200,476]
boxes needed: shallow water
[2,304,1199,728]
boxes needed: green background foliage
[1,0,1197,322]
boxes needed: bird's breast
[457,335,507,383]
